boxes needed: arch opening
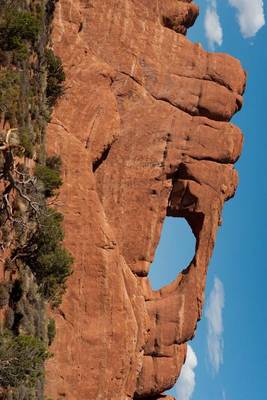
[148,217,196,290]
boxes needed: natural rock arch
[149,217,196,290]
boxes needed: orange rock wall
[45,1,246,399]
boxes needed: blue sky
[149,1,267,399]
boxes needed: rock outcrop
[45,1,246,399]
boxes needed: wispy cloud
[205,277,224,374]
[204,0,223,49]
[175,345,197,400]
[228,0,265,38]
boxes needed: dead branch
[0,128,42,248]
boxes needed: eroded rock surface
[45,1,246,399]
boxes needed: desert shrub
[19,128,34,158]
[0,332,49,388]
[23,208,73,305]
[46,155,62,171]
[8,269,47,339]
[35,209,64,251]
[35,163,62,197]
[45,49,65,107]
[14,298,34,336]
[0,9,41,53]
[0,70,20,117]
[36,246,73,303]
[4,384,35,400]
[47,318,56,345]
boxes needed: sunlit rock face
[45,1,246,399]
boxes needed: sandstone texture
[45,1,246,399]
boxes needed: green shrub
[36,246,73,301]
[24,208,73,305]
[0,332,49,388]
[0,9,41,53]
[35,163,62,197]
[45,49,65,107]
[35,209,64,251]
[0,70,20,118]
[19,128,34,158]
[46,155,62,171]
[11,41,28,63]
[47,318,56,345]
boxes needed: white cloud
[228,0,265,38]
[205,277,224,374]
[175,345,197,400]
[204,0,223,49]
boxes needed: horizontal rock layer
[45,1,245,399]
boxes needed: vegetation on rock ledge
[35,155,63,197]
[23,208,73,306]
[45,49,65,107]
[0,1,71,398]
[0,332,50,388]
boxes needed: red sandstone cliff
[45,1,246,399]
